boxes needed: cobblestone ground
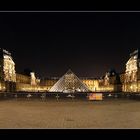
[0,99,140,128]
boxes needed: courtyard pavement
[0,99,140,128]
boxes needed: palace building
[0,48,16,92]
[0,48,139,93]
[123,49,140,92]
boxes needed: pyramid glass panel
[49,69,90,93]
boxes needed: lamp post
[56,94,59,101]
[41,93,46,101]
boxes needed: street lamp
[56,94,60,101]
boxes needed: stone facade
[123,49,140,92]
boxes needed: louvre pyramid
[49,69,90,93]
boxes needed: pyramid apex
[66,69,73,74]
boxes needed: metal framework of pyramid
[49,69,90,93]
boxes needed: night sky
[0,12,140,78]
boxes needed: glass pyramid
[49,69,90,93]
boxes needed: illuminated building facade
[0,48,16,82]
[40,77,58,90]
[124,49,140,92]
[0,48,139,93]
[16,72,42,92]
[82,78,98,91]
[0,48,16,92]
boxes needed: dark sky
[0,12,140,78]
